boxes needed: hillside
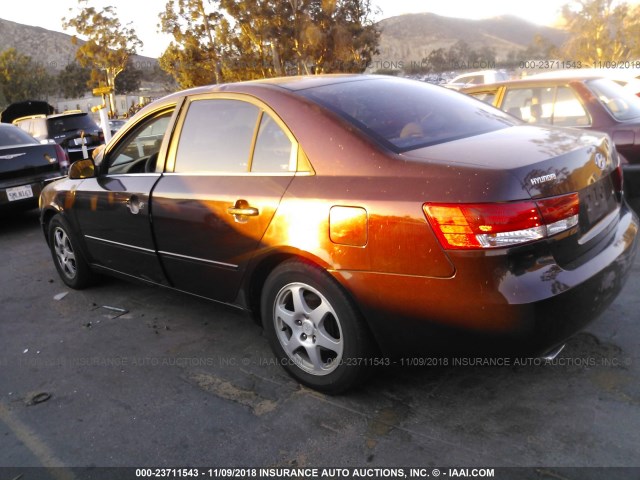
[0,17,156,72]
[373,13,567,68]
[0,13,567,77]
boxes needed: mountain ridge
[0,17,157,72]
[372,13,567,68]
[0,13,568,75]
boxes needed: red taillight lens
[424,193,580,250]
[612,164,624,194]
[54,144,70,169]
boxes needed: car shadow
[0,208,41,234]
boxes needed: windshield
[299,77,517,152]
[586,78,640,121]
[47,114,99,136]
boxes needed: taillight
[54,144,70,169]
[612,164,624,195]
[424,193,580,250]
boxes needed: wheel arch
[40,206,62,246]
[42,207,95,273]
[243,248,381,354]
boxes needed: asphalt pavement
[1,209,639,479]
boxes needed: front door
[73,109,175,284]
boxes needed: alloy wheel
[273,282,344,375]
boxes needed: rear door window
[468,91,497,105]
[502,87,554,124]
[251,114,296,173]
[552,86,591,126]
[173,98,299,174]
[175,99,259,173]
[502,86,590,126]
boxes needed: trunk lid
[0,144,62,185]
[406,125,623,262]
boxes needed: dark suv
[12,112,104,161]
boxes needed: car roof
[0,122,23,130]
[12,114,46,124]
[451,69,501,78]
[0,100,54,124]
[134,74,398,115]
[460,76,605,93]
[177,74,371,96]
[47,112,89,119]
[530,68,640,81]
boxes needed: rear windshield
[298,77,516,152]
[0,125,39,147]
[47,114,98,136]
[586,78,640,121]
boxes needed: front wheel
[48,214,95,289]
[261,259,374,394]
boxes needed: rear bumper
[334,205,639,358]
[0,177,60,210]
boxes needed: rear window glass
[299,77,516,152]
[586,78,640,121]
[0,125,39,147]
[47,114,98,136]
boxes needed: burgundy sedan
[40,75,638,393]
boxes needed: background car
[0,123,67,211]
[11,111,104,162]
[444,69,510,90]
[0,99,54,122]
[529,68,640,97]
[108,119,128,135]
[462,76,640,212]
[40,75,638,393]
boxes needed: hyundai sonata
[40,75,638,393]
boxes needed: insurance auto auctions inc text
[199,467,496,478]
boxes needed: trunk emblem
[595,152,606,170]
[0,153,26,160]
[530,173,557,186]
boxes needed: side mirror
[68,159,96,179]
[92,144,106,164]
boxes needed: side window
[32,119,48,140]
[468,91,496,105]
[107,112,173,174]
[552,86,590,126]
[251,114,295,173]
[175,99,259,173]
[503,87,554,124]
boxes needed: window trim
[165,92,313,176]
[100,103,180,176]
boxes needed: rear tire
[261,259,373,394]
[48,214,94,289]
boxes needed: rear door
[151,94,305,303]
[72,106,177,284]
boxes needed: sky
[0,0,598,58]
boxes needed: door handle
[227,206,259,216]
[125,195,145,215]
[227,200,259,223]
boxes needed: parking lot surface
[1,210,639,478]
